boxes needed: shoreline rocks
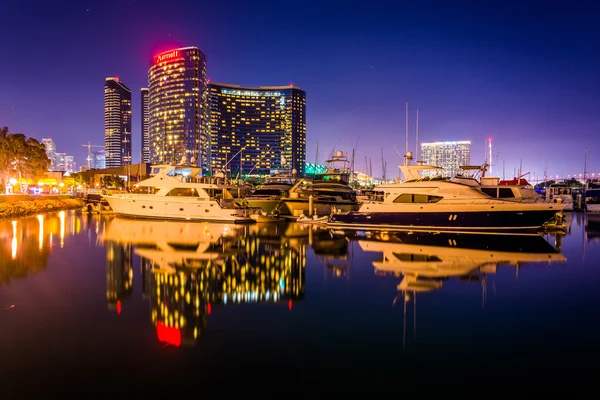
[0,196,84,220]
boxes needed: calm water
[1,211,599,392]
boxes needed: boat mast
[584,146,588,188]
[415,108,419,161]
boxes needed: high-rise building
[207,83,306,176]
[148,47,208,169]
[91,150,106,169]
[54,152,67,171]
[140,88,149,163]
[421,141,471,178]
[41,138,57,170]
[104,77,132,168]
[64,155,76,173]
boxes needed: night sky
[1,0,599,181]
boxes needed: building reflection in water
[105,241,133,313]
[101,218,307,347]
[343,229,567,348]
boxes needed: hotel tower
[148,47,208,168]
[207,83,306,176]
[104,77,132,167]
[420,140,471,178]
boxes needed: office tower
[207,83,306,176]
[104,77,132,168]
[63,155,75,173]
[148,47,207,169]
[54,152,66,171]
[91,150,106,169]
[421,141,471,178]
[141,88,149,163]
[41,138,56,170]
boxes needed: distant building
[54,152,67,171]
[141,88,149,163]
[104,77,132,167]
[64,155,76,173]
[421,141,471,178]
[91,150,106,169]
[41,138,57,170]
[148,47,208,169]
[207,82,306,176]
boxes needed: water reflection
[353,230,565,293]
[344,229,567,348]
[100,218,308,346]
[585,213,600,242]
[0,215,57,285]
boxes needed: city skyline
[1,0,599,180]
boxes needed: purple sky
[1,0,599,181]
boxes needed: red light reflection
[156,322,181,347]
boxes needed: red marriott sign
[155,50,181,64]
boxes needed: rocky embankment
[0,195,84,219]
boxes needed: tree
[0,127,50,193]
[101,175,125,189]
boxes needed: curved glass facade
[207,83,306,177]
[148,47,207,169]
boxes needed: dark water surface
[1,211,599,393]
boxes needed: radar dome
[336,150,344,157]
[406,151,413,158]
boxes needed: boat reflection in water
[349,229,567,347]
[354,230,566,292]
[101,218,306,347]
[585,212,600,242]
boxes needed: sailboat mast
[415,109,419,161]
[381,148,385,181]
[584,147,588,188]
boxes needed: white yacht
[102,165,258,223]
[327,153,566,233]
[585,182,600,212]
[545,182,574,211]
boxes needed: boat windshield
[313,172,349,184]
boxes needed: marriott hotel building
[207,83,306,176]
[148,47,208,168]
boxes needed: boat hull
[283,199,359,218]
[244,199,290,215]
[327,209,561,232]
[103,194,256,223]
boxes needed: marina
[2,0,598,393]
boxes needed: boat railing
[362,196,561,206]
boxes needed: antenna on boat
[488,137,493,176]
[405,102,409,156]
[352,136,359,172]
[330,138,341,160]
